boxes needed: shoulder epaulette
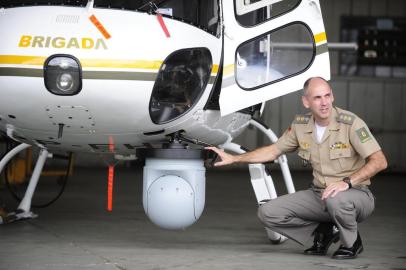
[293,114,311,124]
[337,113,355,125]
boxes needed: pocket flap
[298,150,310,160]
[330,148,351,159]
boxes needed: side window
[235,0,301,27]
[236,23,315,90]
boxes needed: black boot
[332,232,363,259]
[304,223,340,255]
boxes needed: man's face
[302,79,334,125]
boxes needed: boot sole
[332,245,364,260]
[304,233,340,256]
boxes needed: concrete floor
[0,167,405,270]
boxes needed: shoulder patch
[337,113,355,125]
[356,127,372,143]
[293,114,310,124]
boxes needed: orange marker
[107,165,114,212]
[108,135,115,152]
[156,13,170,38]
[89,14,111,39]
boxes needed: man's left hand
[322,181,349,200]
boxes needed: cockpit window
[1,0,88,7]
[235,0,301,27]
[94,0,220,36]
[236,22,314,90]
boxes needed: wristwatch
[343,177,352,189]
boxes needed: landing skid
[0,143,48,224]
[1,209,39,224]
[221,118,295,244]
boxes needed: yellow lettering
[95,38,107,50]
[18,35,107,50]
[32,36,44,48]
[45,36,51,48]
[18,35,32,47]
[52,37,65,48]
[66,38,80,49]
[82,38,94,49]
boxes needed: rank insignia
[356,127,371,143]
[293,114,310,124]
[337,113,355,125]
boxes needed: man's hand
[322,181,349,200]
[205,147,235,167]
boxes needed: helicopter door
[219,0,330,115]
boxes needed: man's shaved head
[303,77,331,97]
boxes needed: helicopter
[0,0,330,242]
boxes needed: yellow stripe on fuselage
[211,65,219,74]
[314,32,327,44]
[0,55,219,74]
[80,59,163,69]
[0,55,164,69]
[223,64,234,76]
[0,55,47,66]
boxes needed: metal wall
[321,0,406,76]
[236,0,406,172]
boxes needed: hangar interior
[1,0,406,270]
[237,0,406,172]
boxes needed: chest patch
[330,142,350,150]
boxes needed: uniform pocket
[330,148,353,171]
[298,149,311,160]
[298,150,311,166]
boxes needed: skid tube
[0,143,50,223]
[221,118,295,244]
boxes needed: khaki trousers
[257,186,375,247]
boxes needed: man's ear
[302,95,309,109]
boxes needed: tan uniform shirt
[275,107,381,188]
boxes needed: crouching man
[206,77,387,259]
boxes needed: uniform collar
[304,107,340,133]
[304,116,315,133]
[328,107,340,131]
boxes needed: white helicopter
[0,0,330,242]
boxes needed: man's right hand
[205,147,236,167]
